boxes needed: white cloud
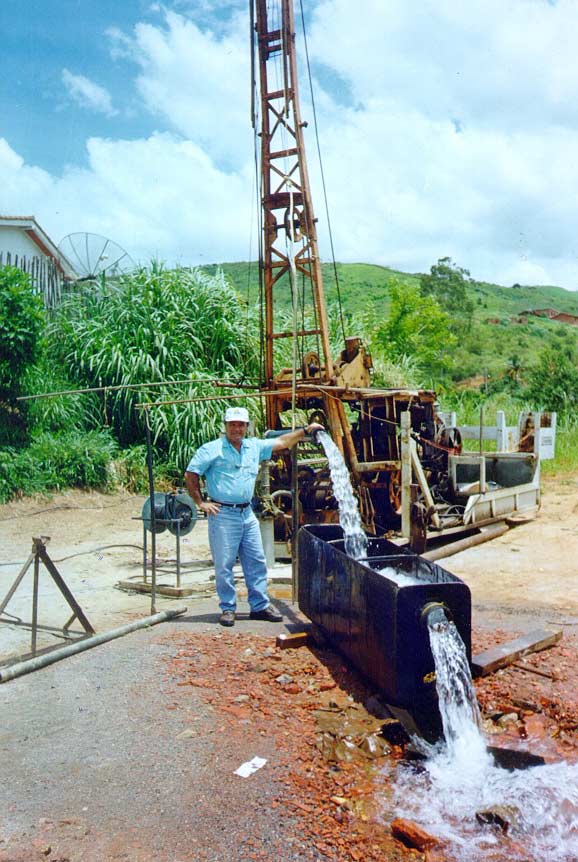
[62,69,118,117]
[302,0,578,288]
[0,133,254,265]
[308,0,578,132]
[2,2,578,291]
[107,10,250,168]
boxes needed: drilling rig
[252,0,540,548]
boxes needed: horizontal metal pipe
[355,460,399,472]
[17,377,238,401]
[0,606,188,684]
[422,523,509,562]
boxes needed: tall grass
[439,389,530,425]
[24,360,102,434]
[542,415,578,477]
[11,260,578,501]
[50,265,259,470]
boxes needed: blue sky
[2,0,578,289]
[2,1,189,172]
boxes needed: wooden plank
[116,580,199,598]
[276,632,311,650]
[471,628,562,677]
[410,439,440,528]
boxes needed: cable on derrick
[298,0,346,343]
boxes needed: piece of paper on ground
[234,756,267,777]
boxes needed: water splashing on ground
[384,616,578,861]
[315,430,367,559]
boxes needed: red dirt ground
[160,627,578,862]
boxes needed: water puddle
[316,430,367,559]
[384,615,578,860]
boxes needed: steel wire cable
[298,0,346,344]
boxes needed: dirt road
[1,473,576,659]
[0,477,577,861]
[442,474,578,631]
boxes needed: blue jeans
[208,507,270,612]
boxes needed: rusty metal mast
[254,0,336,429]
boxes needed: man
[185,406,323,627]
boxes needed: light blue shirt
[186,436,275,504]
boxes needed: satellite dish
[58,232,135,281]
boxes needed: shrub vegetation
[1,255,577,503]
[0,266,45,445]
[0,430,117,502]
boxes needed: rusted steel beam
[266,191,304,209]
[355,460,399,472]
[265,87,293,100]
[270,147,300,159]
[255,0,335,421]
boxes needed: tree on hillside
[419,257,475,330]
[525,343,578,416]
[368,280,456,377]
[506,354,522,384]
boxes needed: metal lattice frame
[255,0,335,429]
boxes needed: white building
[0,215,77,305]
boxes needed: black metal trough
[297,523,472,742]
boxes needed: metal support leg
[35,540,95,635]
[31,549,40,655]
[0,537,94,656]
[0,547,37,617]
[175,521,181,589]
[291,446,299,604]
[144,410,157,615]
[143,522,148,584]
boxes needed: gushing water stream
[316,430,368,559]
[387,615,578,861]
[314,430,578,858]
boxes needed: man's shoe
[219,610,235,627]
[249,606,283,623]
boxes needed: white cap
[224,406,249,423]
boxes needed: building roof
[0,215,77,279]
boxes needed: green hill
[201,261,578,385]
[202,261,418,314]
[203,260,578,318]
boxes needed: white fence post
[496,411,507,452]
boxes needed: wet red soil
[162,628,578,862]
